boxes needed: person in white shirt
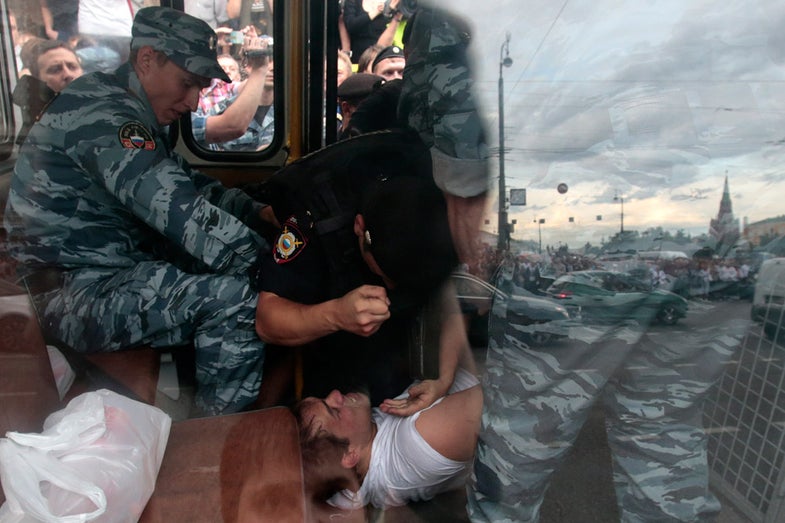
[293,365,482,516]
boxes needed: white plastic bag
[0,389,172,523]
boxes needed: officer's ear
[135,46,159,77]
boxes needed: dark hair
[357,44,384,73]
[290,402,356,502]
[361,176,457,298]
[19,37,45,72]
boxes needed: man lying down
[293,364,482,516]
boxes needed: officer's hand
[379,379,449,417]
[336,285,390,337]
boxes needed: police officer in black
[251,130,467,415]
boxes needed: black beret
[371,45,405,71]
[337,73,385,101]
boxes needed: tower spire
[709,171,740,250]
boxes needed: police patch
[274,216,307,263]
[119,121,156,150]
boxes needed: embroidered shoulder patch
[118,121,156,150]
[274,215,308,264]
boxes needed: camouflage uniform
[467,264,742,522]
[4,7,267,415]
[398,3,490,199]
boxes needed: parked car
[451,271,572,347]
[751,257,785,341]
[545,270,688,326]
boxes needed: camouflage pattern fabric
[467,263,742,522]
[4,62,268,415]
[131,6,229,82]
[398,3,489,198]
[41,265,263,415]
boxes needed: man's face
[299,390,373,443]
[373,57,405,81]
[37,48,83,92]
[264,59,275,90]
[142,53,209,126]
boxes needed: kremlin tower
[709,174,740,251]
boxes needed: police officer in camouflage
[397,3,730,521]
[468,262,737,522]
[4,7,270,416]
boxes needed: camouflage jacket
[5,63,266,275]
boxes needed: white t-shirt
[78,0,143,37]
[184,0,230,29]
[329,368,480,509]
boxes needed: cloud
[445,0,785,242]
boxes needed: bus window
[182,0,281,159]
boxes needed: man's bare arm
[380,281,474,415]
[415,382,483,462]
[204,37,269,143]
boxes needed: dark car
[451,271,572,347]
[545,270,688,326]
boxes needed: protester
[294,364,481,512]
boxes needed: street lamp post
[497,33,513,251]
[534,218,545,253]
[613,192,625,235]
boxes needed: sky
[439,0,785,248]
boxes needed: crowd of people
[8,1,277,152]
[2,3,744,523]
[9,0,419,153]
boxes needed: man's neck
[354,422,378,483]
[260,85,274,106]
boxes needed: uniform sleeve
[68,113,264,274]
[188,163,269,232]
[254,213,328,304]
[399,7,490,198]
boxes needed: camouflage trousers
[41,261,265,415]
[467,300,740,522]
